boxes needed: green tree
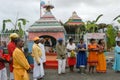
[113,15,120,24]
[98,23,108,32]
[113,15,120,20]
[85,14,103,33]
[76,25,86,38]
[2,18,29,38]
[17,18,29,38]
[106,24,117,49]
[2,19,11,33]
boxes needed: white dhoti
[10,72,14,80]
[33,58,44,79]
[58,59,66,74]
[0,68,7,80]
[41,59,45,77]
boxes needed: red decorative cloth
[68,57,76,66]
[0,62,5,70]
[2,54,10,61]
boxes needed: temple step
[45,53,58,69]
[45,60,58,69]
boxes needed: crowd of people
[0,32,120,80]
[56,38,106,75]
[56,32,120,75]
[0,33,46,80]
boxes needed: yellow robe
[96,52,106,72]
[13,48,30,80]
[96,45,106,72]
[32,43,42,64]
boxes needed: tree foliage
[84,14,103,33]
[106,24,117,49]
[95,14,103,22]
[1,18,29,38]
[2,19,12,33]
[113,15,120,21]
[113,15,120,24]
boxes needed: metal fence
[65,34,81,43]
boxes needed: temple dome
[70,11,81,20]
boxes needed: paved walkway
[29,52,118,80]
[29,68,120,80]
[7,51,117,80]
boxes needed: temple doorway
[40,35,57,53]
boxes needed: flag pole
[40,0,42,18]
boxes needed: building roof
[28,4,65,32]
[65,11,84,26]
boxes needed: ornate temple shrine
[27,3,66,69]
[64,11,84,42]
[64,11,84,34]
[28,4,66,47]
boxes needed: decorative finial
[43,3,54,12]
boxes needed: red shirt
[0,50,5,70]
[0,62,5,70]
[7,41,16,72]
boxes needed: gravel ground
[29,68,120,80]
[7,52,119,80]
[28,52,118,80]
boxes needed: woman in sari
[76,39,87,73]
[88,39,98,73]
[113,41,120,72]
[96,39,106,73]
[66,38,76,72]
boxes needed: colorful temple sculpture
[64,11,84,42]
[28,4,66,53]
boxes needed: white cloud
[0,0,120,30]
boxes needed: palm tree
[113,15,120,20]
[2,19,12,33]
[85,14,103,33]
[106,24,117,50]
[113,15,120,23]
[2,18,29,38]
[17,18,29,38]
[98,23,107,32]
[76,25,86,38]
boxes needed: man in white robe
[32,37,43,80]
[38,38,46,77]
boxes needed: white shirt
[66,43,76,57]
[38,43,46,63]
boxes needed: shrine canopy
[64,11,84,34]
